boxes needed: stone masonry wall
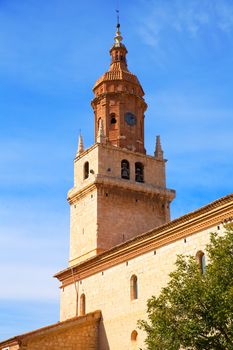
[23,321,98,350]
[0,312,101,350]
[97,186,167,250]
[60,223,225,350]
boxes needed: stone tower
[68,23,175,266]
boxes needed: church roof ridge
[0,311,101,347]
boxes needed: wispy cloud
[216,2,233,31]
[136,0,233,47]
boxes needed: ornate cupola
[91,21,147,153]
[109,22,128,70]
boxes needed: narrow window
[80,293,86,316]
[131,330,138,342]
[98,118,102,129]
[110,113,117,125]
[121,160,130,180]
[84,162,89,179]
[135,162,144,182]
[130,275,138,300]
[196,251,206,274]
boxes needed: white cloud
[215,2,233,32]
[136,0,233,47]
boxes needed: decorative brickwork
[92,24,147,153]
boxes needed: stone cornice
[55,194,233,286]
[68,174,175,204]
[91,91,147,108]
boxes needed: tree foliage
[138,224,233,350]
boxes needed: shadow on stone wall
[99,317,110,350]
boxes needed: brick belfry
[68,21,175,266]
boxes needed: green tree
[139,224,233,350]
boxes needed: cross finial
[116,8,120,28]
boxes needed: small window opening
[121,160,130,180]
[135,162,144,182]
[84,162,89,179]
[110,113,117,124]
[130,275,138,300]
[131,330,138,342]
[80,293,86,316]
[196,251,206,274]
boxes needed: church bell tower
[91,22,147,154]
[68,22,175,266]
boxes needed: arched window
[110,113,117,125]
[196,251,206,274]
[130,275,138,300]
[131,330,138,342]
[84,162,89,179]
[121,160,130,180]
[135,162,144,183]
[80,293,86,316]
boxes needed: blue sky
[0,0,232,341]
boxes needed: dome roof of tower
[93,69,143,92]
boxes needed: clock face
[125,112,137,126]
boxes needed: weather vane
[116,0,120,28]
